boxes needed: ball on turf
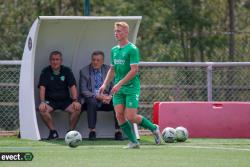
[175,126,188,142]
[65,130,82,148]
[162,127,176,143]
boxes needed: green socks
[139,116,157,132]
[120,121,138,143]
[120,117,156,143]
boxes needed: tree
[0,0,250,61]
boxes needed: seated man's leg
[64,100,81,131]
[39,104,54,130]
[100,101,123,140]
[39,102,58,140]
[83,97,98,140]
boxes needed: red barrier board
[158,102,250,138]
[152,102,160,124]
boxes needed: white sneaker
[123,142,140,149]
[153,124,162,145]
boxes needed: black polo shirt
[38,65,76,102]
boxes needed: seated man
[79,50,122,140]
[38,50,81,140]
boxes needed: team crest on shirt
[60,76,65,81]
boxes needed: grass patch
[1,136,250,167]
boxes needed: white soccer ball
[175,126,188,142]
[65,130,82,148]
[162,127,176,143]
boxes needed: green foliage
[0,0,250,61]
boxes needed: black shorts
[46,99,72,111]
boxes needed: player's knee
[116,112,125,121]
[126,115,137,123]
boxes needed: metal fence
[0,61,21,132]
[139,62,250,119]
[1,61,250,132]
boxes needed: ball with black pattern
[65,130,82,148]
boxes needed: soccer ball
[175,126,188,142]
[65,130,82,148]
[162,127,176,143]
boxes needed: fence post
[207,65,213,101]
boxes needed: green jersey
[111,42,140,92]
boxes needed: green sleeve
[129,47,140,64]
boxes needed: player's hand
[111,83,121,95]
[72,101,81,111]
[39,102,47,112]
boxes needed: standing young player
[99,22,161,148]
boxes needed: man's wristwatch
[41,100,48,104]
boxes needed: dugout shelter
[19,16,142,140]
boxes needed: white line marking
[0,147,33,150]
[168,145,250,151]
[1,145,250,152]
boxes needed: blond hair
[114,22,129,32]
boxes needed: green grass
[1,136,250,167]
